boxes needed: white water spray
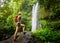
[32,2,39,31]
[0,0,5,7]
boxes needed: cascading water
[32,2,39,31]
[0,0,5,7]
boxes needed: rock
[0,31,32,43]
[0,31,41,43]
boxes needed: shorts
[16,22,23,32]
[16,23,18,26]
[16,22,20,26]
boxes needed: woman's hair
[18,13,21,15]
[18,12,22,15]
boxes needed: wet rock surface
[0,31,41,43]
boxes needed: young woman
[14,12,25,41]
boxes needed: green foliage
[40,20,60,30]
[32,28,60,43]
[0,26,15,41]
[46,20,60,30]
[38,0,60,20]
[38,0,60,9]
[40,20,47,28]
[37,0,60,43]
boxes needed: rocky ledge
[0,31,42,43]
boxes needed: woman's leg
[14,26,18,40]
[21,24,25,32]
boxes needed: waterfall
[0,0,5,7]
[32,2,39,31]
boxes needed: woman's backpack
[14,16,18,22]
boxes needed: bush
[47,21,60,30]
[32,27,60,43]
[0,26,15,41]
[40,20,60,30]
[40,20,47,28]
